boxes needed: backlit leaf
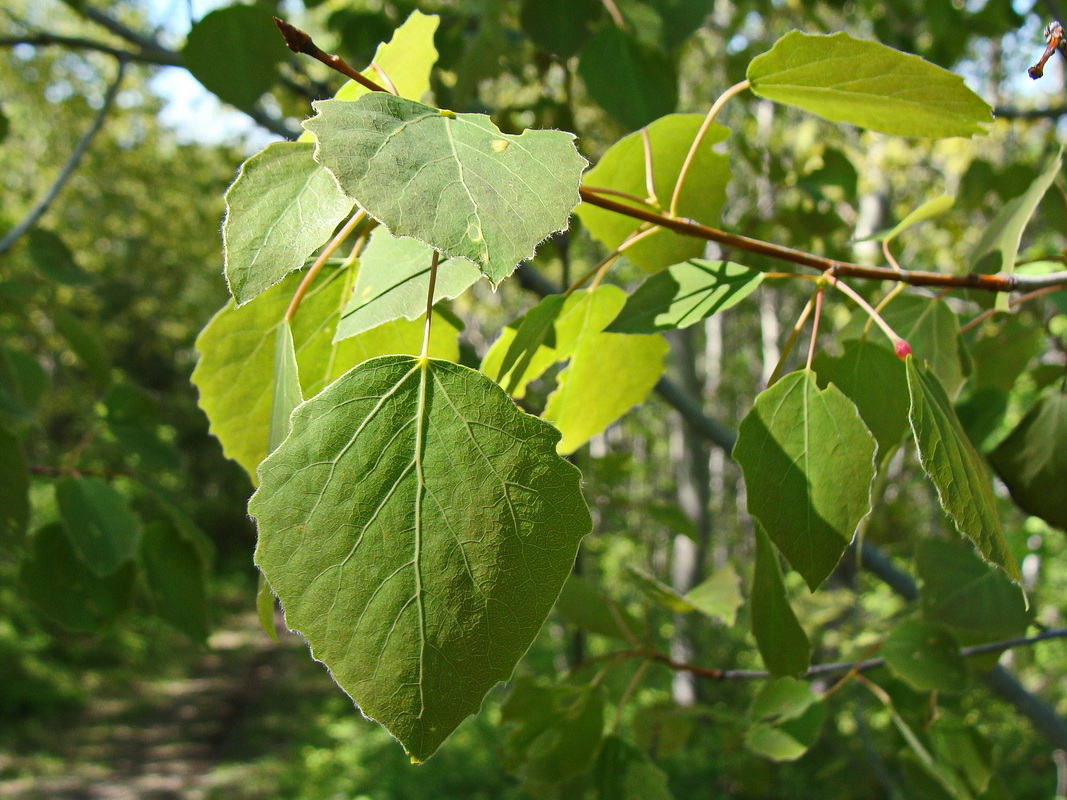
[223,141,355,305]
[882,617,968,693]
[751,523,811,677]
[906,358,1019,581]
[627,566,696,613]
[746,678,826,762]
[491,294,566,396]
[733,370,876,590]
[269,321,302,452]
[577,114,730,272]
[877,194,955,243]
[605,260,764,333]
[305,94,586,284]
[250,356,591,762]
[334,10,440,103]
[56,476,141,576]
[747,31,992,138]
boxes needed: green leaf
[883,617,968,693]
[257,572,279,643]
[182,4,288,111]
[967,316,1044,394]
[21,522,135,632]
[53,307,111,387]
[605,260,764,333]
[813,339,910,459]
[627,566,696,613]
[192,269,459,479]
[0,422,29,546]
[751,676,818,723]
[250,356,591,762]
[593,735,674,800]
[305,94,586,284]
[578,26,678,129]
[988,389,1067,531]
[334,10,440,103]
[906,358,1019,581]
[56,476,141,576]
[140,520,210,644]
[751,523,811,677]
[26,228,94,285]
[0,347,48,417]
[746,678,826,761]
[520,0,602,57]
[684,564,743,626]
[555,574,637,640]
[223,141,355,305]
[543,286,668,453]
[576,114,730,272]
[929,717,995,796]
[971,149,1062,277]
[916,540,1030,639]
[733,370,876,590]
[269,321,302,453]
[104,383,181,471]
[336,228,481,340]
[747,31,992,138]
[491,294,567,396]
[878,194,955,243]
[501,677,605,796]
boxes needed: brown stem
[273,17,389,94]
[285,210,367,322]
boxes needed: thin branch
[995,104,1067,120]
[273,17,389,94]
[285,210,367,322]
[56,0,177,60]
[0,59,126,256]
[0,33,179,66]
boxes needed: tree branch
[995,104,1067,120]
[0,32,180,66]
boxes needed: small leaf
[916,540,1030,639]
[878,194,955,243]
[577,26,678,129]
[250,356,591,762]
[906,358,1019,581]
[53,308,111,387]
[593,736,675,800]
[747,31,992,138]
[733,370,876,590]
[26,228,94,285]
[305,94,586,284]
[576,114,730,272]
[684,564,743,626]
[182,5,288,111]
[56,477,141,576]
[140,520,211,644]
[336,228,481,340]
[605,260,764,333]
[813,339,910,459]
[751,523,811,677]
[21,522,135,632]
[501,677,605,795]
[751,677,819,724]
[269,321,302,452]
[882,617,968,694]
[627,566,696,613]
[223,141,355,305]
[988,389,1067,531]
[555,574,637,640]
[0,422,29,545]
[746,687,826,763]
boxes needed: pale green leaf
[192,269,458,480]
[878,194,955,243]
[989,390,1067,530]
[305,94,586,284]
[250,356,591,762]
[684,564,742,626]
[492,294,566,396]
[576,114,730,271]
[627,566,696,613]
[269,321,302,453]
[140,520,210,644]
[223,141,354,305]
[733,370,876,590]
[747,31,992,138]
[751,523,811,677]
[336,228,481,340]
[21,522,135,632]
[56,476,141,576]
[0,422,29,546]
[605,260,764,333]
[883,617,968,693]
[501,677,605,796]
[906,358,1019,581]
[257,571,279,643]
[335,10,439,103]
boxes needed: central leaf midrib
[412,360,430,718]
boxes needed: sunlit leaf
[747,31,992,137]
[490,294,566,396]
[269,321,302,452]
[751,523,811,677]
[883,617,968,693]
[250,356,591,762]
[223,141,354,305]
[733,370,876,590]
[877,194,955,243]
[906,358,1019,581]
[56,476,141,576]
[335,10,440,103]
[305,94,586,284]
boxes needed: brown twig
[1030,21,1067,79]
[273,17,389,95]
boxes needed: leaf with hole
[250,356,591,762]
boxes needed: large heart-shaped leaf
[747,31,992,138]
[733,370,877,590]
[304,94,586,284]
[250,356,591,762]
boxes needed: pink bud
[894,340,912,360]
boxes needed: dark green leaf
[0,422,29,546]
[250,356,591,762]
[930,717,994,796]
[56,476,141,576]
[223,141,355,305]
[257,572,278,643]
[578,26,678,129]
[555,574,637,640]
[305,94,586,285]
[606,260,763,333]
[520,0,602,57]
[733,370,876,590]
[53,308,111,387]
[593,735,674,800]
[906,359,1019,581]
[493,294,566,396]
[747,31,992,138]
[988,389,1067,530]
[21,522,135,632]
[883,617,968,693]
[751,524,811,677]
[140,520,210,643]
[26,228,94,285]
[0,348,48,416]
[182,5,288,111]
